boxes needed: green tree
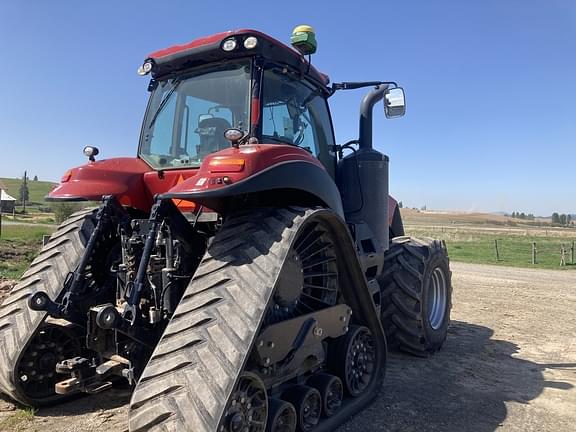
[551,212,560,224]
[560,214,567,225]
[18,171,29,214]
[33,175,38,181]
[53,202,83,224]
[398,201,403,208]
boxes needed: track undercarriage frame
[17,198,386,432]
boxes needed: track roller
[222,372,268,432]
[330,325,376,397]
[282,385,321,431]
[266,399,297,432]
[306,374,343,417]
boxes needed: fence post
[494,239,500,261]
[560,243,566,266]
[571,241,575,265]
[532,242,537,265]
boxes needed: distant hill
[0,177,57,205]
[400,208,575,229]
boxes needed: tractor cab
[137,29,337,177]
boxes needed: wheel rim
[267,221,338,324]
[344,328,375,397]
[268,400,296,432]
[428,266,448,330]
[17,325,80,401]
[324,377,343,416]
[223,373,268,432]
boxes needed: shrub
[52,202,83,224]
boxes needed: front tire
[380,237,452,356]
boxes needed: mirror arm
[330,81,397,94]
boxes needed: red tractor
[0,27,451,432]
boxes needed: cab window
[139,61,251,169]
[261,68,336,176]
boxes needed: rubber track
[129,207,313,432]
[380,236,452,356]
[0,209,95,405]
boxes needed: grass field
[1,205,574,280]
[402,209,576,270]
[0,224,55,279]
[0,176,56,211]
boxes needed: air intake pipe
[337,84,390,252]
[358,84,389,151]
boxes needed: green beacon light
[291,25,317,55]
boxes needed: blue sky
[0,0,574,215]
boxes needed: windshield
[139,60,251,169]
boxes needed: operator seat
[196,117,232,158]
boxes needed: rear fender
[47,158,153,212]
[161,144,344,217]
[388,196,405,237]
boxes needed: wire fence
[492,239,575,267]
[406,225,576,269]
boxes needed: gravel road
[1,261,575,431]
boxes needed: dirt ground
[1,261,575,431]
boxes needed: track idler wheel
[306,373,343,418]
[16,323,81,404]
[282,385,321,431]
[331,325,376,398]
[266,399,297,432]
[222,372,268,432]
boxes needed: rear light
[221,38,238,52]
[61,170,72,183]
[137,60,153,76]
[244,36,258,49]
[208,157,245,172]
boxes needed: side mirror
[384,87,406,119]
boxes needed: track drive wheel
[266,399,297,432]
[15,322,81,403]
[282,385,321,431]
[380,237,452,356]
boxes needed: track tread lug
[129,209,307,432]
[0,208,109,405]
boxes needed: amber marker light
[208,158,246,172]
[61,170,72,183]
